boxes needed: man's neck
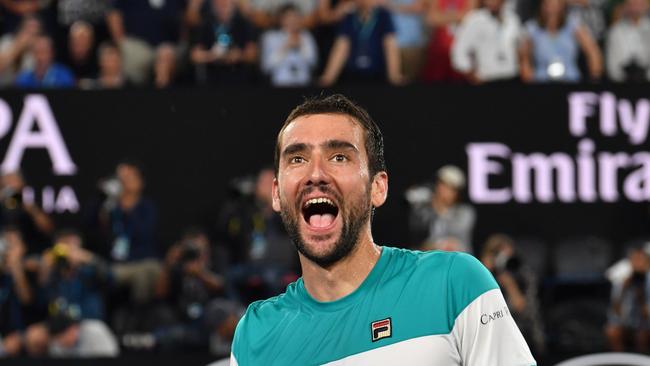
[301,230,382,303]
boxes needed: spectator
[39,229,112,321]
[88,41,127,89]
[261,4,318,86]
[451,0,522,83]
[421,0,476,82]
[64,21,99,83]
[605,0,650,82]
[0,171,54,254]
[47,313,119,357]
[0,16,39,86]
[605,246,650,352]
[15,35,75,88]
[90,161,160,313]
[407,165,475,252]
[153,43,179,88]
[319,0,403,85]
[239,0,320,29]
[519,0,603,82]
[106,0,189,85]
[480,234,545,354]
[386,0,427,83]
[190,0,258,84]
[150,228,229,352]
[216,168,297,303]
[0,228,33,357]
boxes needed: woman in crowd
[519,0,602,82]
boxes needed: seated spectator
[64,21,99,83]
[261,4,318,86]
[39,229,112,321]
[47,313,119,357]
[153,43,179,88]
[0,227,33,357]
[451,0,522,83]
[106,0,189,85]
[519,0,602,82]
[606,246,650,352]
[0,171,54,254]
[421,0,475,82]
[387,0,427,83]
[319,0,403,85]
[87,41,127,89]
[239,0,320,29]
[606,0,650,82]
[407,165,475,252]
[480,234,545,354]
[15,35,75,88]
[0,15,39,86]
[190,0,258,84]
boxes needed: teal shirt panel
[232,247,499,365]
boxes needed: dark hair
[53,228,82,244]
[537,0,567,29]
[274,94,386,179]
[277,3,299,17]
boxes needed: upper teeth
[305,198,335,207]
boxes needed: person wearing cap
[407,165,476,252]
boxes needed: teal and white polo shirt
[231,246,536,365]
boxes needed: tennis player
[230,94,536,365]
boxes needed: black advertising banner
[0,85,648,251]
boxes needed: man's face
[117,164,143,195]
[273,114,387,268]
[33,37,54,69]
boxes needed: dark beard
[280,186,371,269]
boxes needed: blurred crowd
[0,162,299,358]
[0,0,647,89]
[1,159,650,359]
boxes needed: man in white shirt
[606,0,650,82]
[451,0,522,83]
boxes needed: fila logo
[371,318,392,342]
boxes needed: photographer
[0,171,54,254]
[480,234,545,354]
[39,229,112,321]
[605,246,650,352]
[0,227,33,357]
[406,165,475,252]
[88,160,161,309]
[146,228,234,352]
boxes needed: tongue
[308,214,335,228]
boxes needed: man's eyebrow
[323,140,358,152]
[282,143,310,157]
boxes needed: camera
[179,242,202,264]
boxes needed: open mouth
[302,197,339,229]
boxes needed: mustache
[295,185,342,211]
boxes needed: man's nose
[305,155,331,186]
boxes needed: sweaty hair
[274,94,386,179]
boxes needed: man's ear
[272,177,281,212]
[370,171,388,208]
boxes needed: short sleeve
[447,253,536,366]
[337,13,355,39]
[376,7,395,38]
